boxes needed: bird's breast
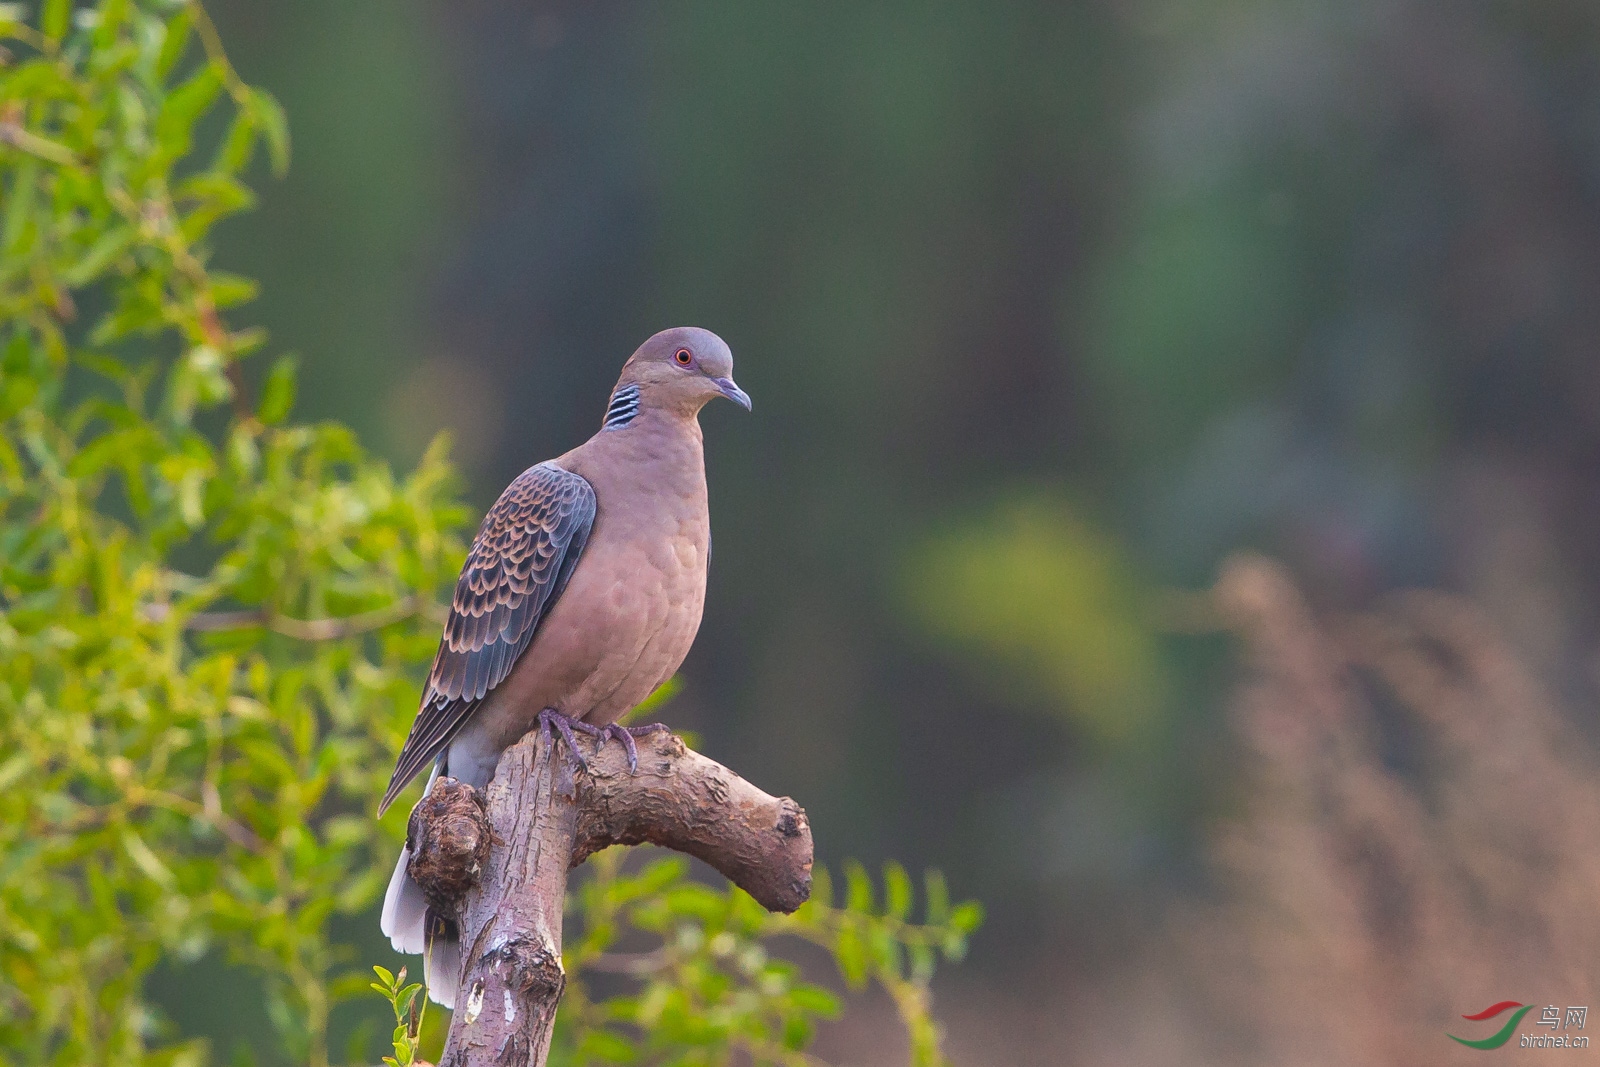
[480,455,710,740]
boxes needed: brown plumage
[379,326,750,1007]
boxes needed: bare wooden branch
[569,730,813,912]
[407,727,813,1067]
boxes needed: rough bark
[407,727,813,1067]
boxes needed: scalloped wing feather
[379,463,595,813]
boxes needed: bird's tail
[422,914,462,1010]
[379,767,462,1009]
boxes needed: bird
[378,326,750,1008]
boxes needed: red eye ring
[674,348,693,366]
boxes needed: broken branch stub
[406,727,814,1067]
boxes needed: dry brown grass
[826,553,1600,1066]
[1178,552,1600,1065]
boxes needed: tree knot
[484,935,565,997]
[407,777,491,910]
[775,798,806,839]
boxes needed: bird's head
[614,327,751,420]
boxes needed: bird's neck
[568,405,705,505]
[601,383,709,435]
[601,384,641,430]
[630,406,705,448]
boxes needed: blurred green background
[179,0,1600,1060]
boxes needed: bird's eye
[674,348,693,366]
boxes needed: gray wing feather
[379,463,595,813]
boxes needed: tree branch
[406,727,813,1067]
[143,594,446,639]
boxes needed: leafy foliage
[369,967,426,1067]
[0,3,979,1065]
[0,2,461,1064]
[547,855,982,1067]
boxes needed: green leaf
[155,9,193,79]
[578,1029,636,1062]
[156,63,224,159]
[41,0,70,41]
[787,985,841,1018]
[213,109,259,175]
[949,900,984,934]
[868,926,901,975]
[884,860,912,921]
[0,754,33,794]
[941,930,968,962]
[844,859,874,915]
[782,1015,815,1051]
[2,157,38,257]
[924,869,949,925]
[630,673,682,717]
[121,829,177,888]
[67,428,136,477]
[62,226,136,286]
[92,0,128,48]
[909,942,936,983]
[258,354,297,424]
[176,173,257,237]
[833,926,868,989]
[809,864,833,909]
[247,87,291,176]
[209,271,260,308]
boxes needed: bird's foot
[536,707,603,771]
[598,722,671,774]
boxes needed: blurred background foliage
[902,496,1166,747]
[10,0,1600,1062]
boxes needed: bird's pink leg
[599,722,671,773]
[536,707,603,771]
[538,708,667,774]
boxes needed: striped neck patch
[602,384,641,430]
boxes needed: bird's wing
[379,462,596,814]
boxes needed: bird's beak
[711,376,752,411]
